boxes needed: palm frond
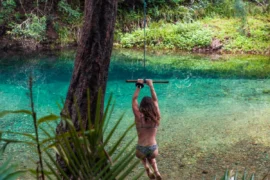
[0,155,26,180]
[0,110,32,118]
[0,84,141,179]
[37,114,59,125]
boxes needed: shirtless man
[132,79,162,179]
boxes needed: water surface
[0,50,270,179]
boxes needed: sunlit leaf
[0,110,32,118]
[37,114,59,125]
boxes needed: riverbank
[118,16,270,55]
[0,16,269,55]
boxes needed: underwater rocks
[262,89,270,94]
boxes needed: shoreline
[0,38,269,56]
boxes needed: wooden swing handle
[125,80,169,83]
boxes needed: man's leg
[148,158,162,180]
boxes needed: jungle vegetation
[0,0,269,53]
[0,0,269,179]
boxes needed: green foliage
[0,78,143,179]
[235,0,248,35]
[117,4,194,33]
[235,0,246,19]
[8,14,47,41]
[118,0,268,53]
[120,22,212,50]
[55,1,82,45]
[54,23,75,45]
[220,169,255,180]
[202,16,270,53]
[58,0,82,24]
[152,5,194,22]
[0,154,26,180]
[195,0,236,18]
[0,0,16,24]
[117,0,268,34]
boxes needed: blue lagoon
[0,50,270,179]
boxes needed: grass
[202,15,270,53]
[120,21,212,50]
[118,15,270,54]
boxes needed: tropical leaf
[0,155,26,180]
[108,123,134,156]
[37,114,59,125]
[0,110,32,118]
[0,131,36,141]
[221,169,229,180]
[103,113,125,146]
[131,169,145,180]
[242,169,248,180]
[234,170,238,180]
[42,89,141,179]
[1,86,141,179]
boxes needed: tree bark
[56,0,118,176]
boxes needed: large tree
[56,0,118,174]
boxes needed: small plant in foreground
[0,76,144,179]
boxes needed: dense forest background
[0,0,269,53]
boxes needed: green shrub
[56,0,83,45]
[120,22,212,50]
[0,0,16,24]
[54,23,76,45]
[201,16,270,53]
[0,155,26,180]
[58,0,82,24]
[7,14,47,41]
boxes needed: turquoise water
[0,50,270,179]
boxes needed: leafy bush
[8,14,47,41]
[53,23,76,45]
[58,0,82,24]
[117,0,268,34]
[120,22,212,50]
[0,0,16,25]
[117,3,194,33]
[0,0,16,24]
[56,1,83,45]
[218,169,255,180]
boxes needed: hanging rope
[125,0,169,84]
[143,0,147,73]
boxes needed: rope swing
[126,0,169,84]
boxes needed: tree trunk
[56,0,118,176]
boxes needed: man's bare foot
[146,168,155,179]
[155,171,162,180]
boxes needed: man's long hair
[139,96,160,125]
